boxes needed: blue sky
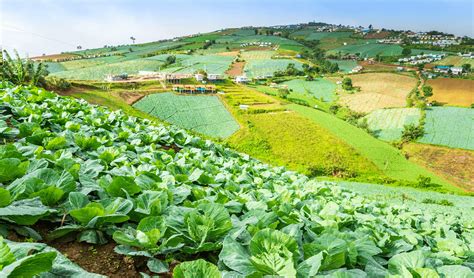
[1,0,473,56]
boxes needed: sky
[1,0,473,57]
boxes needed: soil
[31,53,80,61]
[226,61,246,77]
[364,31,391,39]
[404,143,474,192]
[118,91,146,105]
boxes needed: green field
[418,107,474,150]
[133,92,239,138]
[291,31,353,41]
[328,59,358,72]
[244,59,304,78]
[339,181,473,221]
[329,43,403,58]
[282,78,336,102]
[159,54,234,75]
[52,58,166,80]
[288,104,460,192]
[364,108,422,141]
[240,50,275,60]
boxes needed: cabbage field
[244,59,304,78]
[133,92,239,138]
[282,78,336,102]
[418,107,474,150]
[0,83,473,277]
[364,108,422,141]
[328,43,403,58]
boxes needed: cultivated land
[328,59,358,72]
[339,72,417,113]
[133,92,239,138]
[427,78,474,107]
[244,58,304,78]
[418,107,474,150]
[288,104,460,192]
[364,108,422,141]
[282,78,336,102]
[433,56,474,67]
[403,143,474,192]
[328,42,403,58]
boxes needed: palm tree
[1,50,48,86]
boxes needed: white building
[235,76,249,83]
[207,73,224,81]
[450,67,464,75]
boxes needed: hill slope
[0,83,472,277]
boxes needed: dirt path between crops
[226,61,246,77]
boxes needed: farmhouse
[433,65,450,74]
[104,73,128,81]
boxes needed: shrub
[342,77,353,90]
[1,50,48,86]
[45,76,71,91]
[401,124,424,141]
[422,85,433,97]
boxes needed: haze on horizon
[1,0,473,57]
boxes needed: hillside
[0,83,473,277]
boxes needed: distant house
[207,73,224,81]
[194,73,205,82]
[104,73,128,82]
[235,76,249,83]
[351,66,363,73]
[450,67,463,75]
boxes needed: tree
[422,85,433,97]
[165,55,176,65]
[130,36,136,44]
[462,63,471,72]
[368,24,373,30]
[402,48,412,56]
[254,29,258,35]
[1,50,48,86]
[342,77,353,90]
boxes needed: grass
[288,104,462,192]
[328,43,403,58]
[282,78,336,102]
[133,92,239,138]
[338,72,417,113]
[427,78,474,107]
[418,107,474,150]
[403,143,474,192]
[364,108,422,141]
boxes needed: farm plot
[418,107,474,150]
[339,73,417,113]
[52,58,166,80]
[133,93,239,138]
[433,55,473,67]
[240,50,275,60]
[364,108,422,141]
[282,78,336,102]
[329,43,403,58]
[43,62,67,73]
[244,59,303,78]
[159,54,234,75]
[328,59,358,73]
[427,78,474,107]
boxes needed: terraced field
[364,108,422,141]
[339,73,417,113]
[157,54,235,75]
[133,92,239,138]
[432,55,474,67]
[290,30,353,40]
[427,78,474,107]
[418,107,474,150]
[282,78,336,102]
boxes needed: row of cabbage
[0,83,472,277]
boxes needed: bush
[401,124,424,141]
[342,77,353,90]
[422,85,433,97]
[45,76,71,91]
